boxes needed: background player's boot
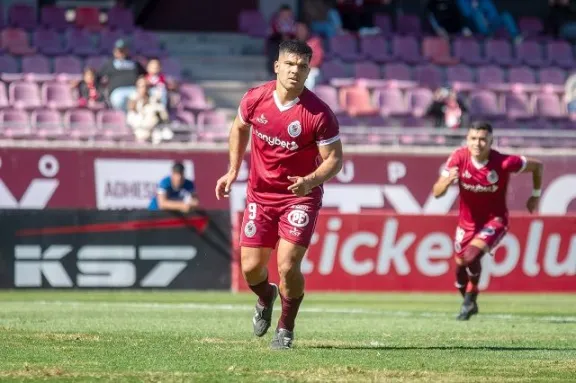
[252,283,279,337]
[270,328,294,350]
[456,292,479,321]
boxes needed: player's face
[275,51,310,92]
[171,172,183,188]
[467,129,492,158]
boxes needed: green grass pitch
[0,291,575,382]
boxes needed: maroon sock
[278,293,304,332]
[455,265,468,297]
[248,277,275,307]
[466,259,482,294]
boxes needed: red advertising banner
[232,212,576,292]
[1,147,576,215]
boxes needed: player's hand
[180,203,191,214]
[287,176,313,197]
[526,196,540,214]
[215,172,237,200]
[447,167,459,184]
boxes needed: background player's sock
[249,277,275,307]
[466,259,481,300]
[455,265,468,297]
[278,293,304,331]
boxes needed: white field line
[3,300,576,323]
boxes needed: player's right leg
[239,201,280,337]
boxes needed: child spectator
[145,58,168,107]
[76,67,105,108]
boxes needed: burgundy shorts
[239,199,319,249]
[453,218,508,258]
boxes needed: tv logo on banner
[14,245,196,288]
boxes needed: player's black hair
[172,162,185,175]
[278,40,313,62]
[469,121,493,134]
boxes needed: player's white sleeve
[317,135,340,146]
[237,107,247,125]
[516,156,528,173]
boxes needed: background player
[148,162,199,212]
[215,40,343,349]
[432,121,543,320]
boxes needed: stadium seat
[329,34,362,62]
[31,109,66,139]
[1,28,36,55]
[9,81,42,110]
[313,85,342,114]
[422,37,459,65]
[197,110,229,142]
[75,7,101,31]
[392,36,422,65]
[66,29,100,57]
[354,61,381,80]
[533,93,566,119]
[373,88,409,117]
[453,37,488,66]
[66,109,97,139]
[54,56,83,80]
[320,60,349,82]
[0,109,31,138]
[546,41,574,69]
[414,64,443,89]
[179,84,211,111]
[516,41,545,68]
[339,86,379,116]
[100,28,127,54]
[485,39,515,67]
[446,64,475,90]
[0,55,23,81]
[8,3,36,30]
[40,6,68,30]
[34,28,67,56]
[98,110,133,140]
[469,90,504,119]
[518,17,543,39]
[360,35,392,63]
[22,55,55,81]
[107,7,135,32]
[503,91,533,120]
[406,87,434,118]
[42,82,76,110]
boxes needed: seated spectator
[127,77,169,143]
[336,0,393,34]
[98,39,146,111]
[75,67,106,108]
[304,0,343,39]
[457,0,521,42]
[564,73,576,113]
[295,23,324,90]
[427,0,471,37]
[145,58,168,107]
[266,4,297,75]
[544,0,576,38]
[148,162,199,213]
[426,87,468,129]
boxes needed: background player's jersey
[442,147,526,230]
[148,176,195,210]
[238,81,340,208]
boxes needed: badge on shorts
[287,120,302,138]
[479,226,495,239]
[244,220,257,238]
[287,209,309,228]
[486,170,499,184]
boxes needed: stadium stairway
[155,32,269,111]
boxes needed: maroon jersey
[442,147,526,230]
[238,81,340,208]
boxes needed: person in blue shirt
[148,162,199,212]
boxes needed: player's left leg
[269,205,318,349]
[456,221,508,321]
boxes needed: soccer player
[148,162,199,212]
[215,40,343,349]
[432,121,543,320]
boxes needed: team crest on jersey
[244,220,257,238]
[487,170,499,184]
[479,226,496,239]
[287,120,302,138]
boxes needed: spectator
[426,87,468,129]
[457,0,521,42]
[295,23,324,90]
[304,0,343,39]
[75,67,105,108]
[266,4,297,75]
[564,73,576,113]
[543,0,576,38]
[145,58,168,107]
[148,162,199,212]
[127,76,169,143]
[98,39,146,111]
[427,0,471,37]
[336,0,394,33]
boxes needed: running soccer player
[215,40,343,349]
[432,121,543,320]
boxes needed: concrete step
[155,32,265,56]
[178,55,270,82]
[199,80,268,109]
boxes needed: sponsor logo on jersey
[256,114,268,124]
[461,183,499,193]
[254,130,298,151]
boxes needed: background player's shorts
[239,199,319,249]
[453,218,508,259]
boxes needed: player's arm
[157,192,189,211]
[227,114,251,177]
[518,157,544,196]
[433,152,460,198]
[304,140,343,188]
